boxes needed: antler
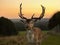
[39,5,45,19]
[19,3,45,23]
[31,13,35,19]
[33,5,45,19]
[31,5,45,20]
[19,3,27,20]
[19,3,22,18]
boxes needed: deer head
[19,3,45,30]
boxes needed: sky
[0,0,60,19]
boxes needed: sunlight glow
[0,0,60,19]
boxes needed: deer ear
[20,20,25,23]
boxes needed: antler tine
[31,13,35,19]
[20,3,22,16]
[39,5,45,19]
[20,3,22,5]
[30,13,39,22]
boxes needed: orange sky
[0,0,60,19]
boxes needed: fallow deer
[19,3,45,45]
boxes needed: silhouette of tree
[48,11,60,30]
[0,17,18,36]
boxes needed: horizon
[0,0,60,19]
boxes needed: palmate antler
[19,3,45,23]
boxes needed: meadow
[0,31,60,45]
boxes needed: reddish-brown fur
[33,27,42,43]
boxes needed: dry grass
[0,31,27,45]
[0,31,49,45]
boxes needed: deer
[19,3,45,45]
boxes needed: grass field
[0,31,60,45]
[41,34,60,45]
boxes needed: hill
[10,18,49,31]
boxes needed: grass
[18,31,26,36]
[0,31,60,45]
[0,31,27,45]
[41,34,60,45]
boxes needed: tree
[0,17,18,36]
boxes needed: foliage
[0,31,60,45]
[14,21,26,31]
[0,31,27,45]
[48,11,60,29]
[0,17,18,36]
[41,34,60,45]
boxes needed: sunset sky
[0,0,60,19]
